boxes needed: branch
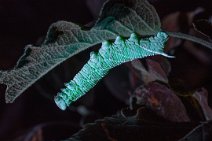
[166,31,212,50]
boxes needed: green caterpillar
[54,32,173,110]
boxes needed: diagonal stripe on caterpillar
[54,32,174,110]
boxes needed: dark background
[0,0,93,140]
[0,0,211,140]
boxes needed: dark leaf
[193,19,212,39]
[131,58,170,84]
[179,121,212,141]
[134,82,190,122]
[193,88,212,121]
[13,122,79,141]
[65,113,197,141]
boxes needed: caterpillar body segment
[54,32,173,110]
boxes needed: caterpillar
[54,32,174,110]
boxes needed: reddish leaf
[134,82,190,122]
[193,88,212,121]
[131,58,170,84]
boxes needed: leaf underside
[0,0,161,103]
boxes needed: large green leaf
[0,0,161,103]
[94,0,161,36]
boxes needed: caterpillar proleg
[54,32,174,110]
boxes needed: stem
[165,31,212,50]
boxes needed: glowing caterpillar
[54,32,173,110]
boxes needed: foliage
[0,0,162,103]
[0,0,212,140]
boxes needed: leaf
[193,19,212,39]
[193,88,212,121]
[0,0,161,103]
[130,58,170,84]
[166,31,212,50]
[13,122,79,141]
[95,0,161,36]
[134,82,190,122]
[64,112,196,141]
[0,22,117,103]
[179,121,212,141]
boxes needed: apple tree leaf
[0,0,161,103]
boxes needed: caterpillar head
[55,83,76,110]
[54,94,68,110]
